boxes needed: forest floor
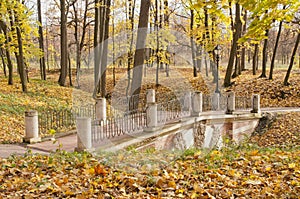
[0,67,300,197]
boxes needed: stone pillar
[212,93,220,111]
[95,98,106,120]
[192,92,203,116]
[226,92,235,114]
[183,91,192,113]
[144,103,158,132]
[251,94,261,113]
[24,110,41,143]
[146,89,155,103]
[75,117,93,152]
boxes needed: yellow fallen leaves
[0,145,300,198]
[227,69,300,108]
[288,163,296,169]
[0,76,73,143]
[251,112,300,147]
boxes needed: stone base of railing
[23,137,41,144]
[74,147,95,153]
[192,112,202,117]
[144,126,161,132]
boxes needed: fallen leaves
[226,69,300,108]
[251,112,300,147]
[0,146,300,198]
[0,76,73,143]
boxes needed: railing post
[146,89,155,103]
[144,102,158,132]
[75,117,94,152]
[226,92,235,114]
[24,110,41,143]
[95,98,106,120]
[192,92,203,116]
[212,93,220,111]
[251,94,261,113]
[183,91,192,113]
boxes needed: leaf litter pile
[1,68,300,197]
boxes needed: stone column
[226,92,235,114]
[192,92,203,116]
[75,117,93,152]
[144,103,158,132]
[251,94,261,113]
[183,91,192,113]
[212,93,220,111]
[95,98,106,120]
[24,110,41,143]
[146,89,155,103]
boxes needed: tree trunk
[45,22,50,71]
[94,0,100,92]
[196,45,202,72]
[269,20,283,80]
[5,48,13,85]
[241,9,247,71]
[260,29,269,78]
[284,32,300,86]
[112,1,116,86]
[0,21,13,85]
[155,0,160,86]
[125,0,136,98]
[205,53,209,77]
[164,0,170,77]
[72,2,80,87]
[100,0,111,98]
[59,0,68,86]
[190,9,197,77]
[159,0,164,70]
[252,43,259,75]
[37,0,46,80]
[130,0,150,110]
[0,48,6,76]
[16,26,27,92]
[232,24,242,79]
[229,1,234,32]
[224,3,242,87]
[68,53,73,86]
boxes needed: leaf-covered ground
[250,112,300,148]
[0,76,73,143]
[224,69,300,107]
[0,145,299,198]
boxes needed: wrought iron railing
[202,95,212,111]
[38,105,95,135]
[38,108,75,136]
[92,111,146,143]
[38,93,254,139]
[235,96,252,110]
[110,92,147,115]
[202,94,227,111]
[156,95,191,125]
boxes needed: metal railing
[38,93,254,139]
[157,96,191,125]
[91,111,146,142]
[110,92,147,115]
[38,105,95,135]
[202,94,251,111]
[235,96,252,110]
[202,94,227,111]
